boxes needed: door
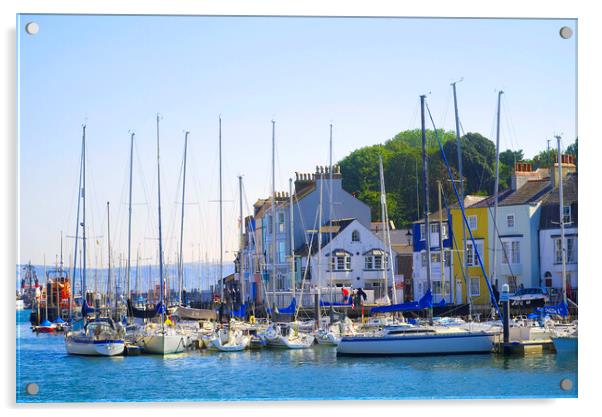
[455,280,463,304]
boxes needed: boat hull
[140,334,186,355]
[65,338,125,356]
[337,332,494,356]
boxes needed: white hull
[337,332,494,356]
[140,334,186,355]
[65,338,125,356]
[210,336,250,352]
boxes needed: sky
[17,15,576,268]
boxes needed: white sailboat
[337,95,501,356]
[138,115,186,355]
[65,125,125,357]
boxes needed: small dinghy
[209,329,249,352]
[265,323,314,349]
[35,319,57,334]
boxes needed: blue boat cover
[537,302,569,318]
[370,289,433,314]
[156,302,167,315]
[277,298,297,314]
[53,316,65,324]
[40,319,53,327]
[81,300,96,316]
[231,304,247,318]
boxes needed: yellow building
[450,196,494,312]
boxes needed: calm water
[16,310,577,403]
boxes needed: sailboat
[65,125,125,356]
[174,128,216,321]
[138,115,187,355]
[337,95,496,356]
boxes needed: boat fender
[249,315,256,324]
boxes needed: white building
[300,218,399,304]
[539,166,578,302]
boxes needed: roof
[295,218,356,256]
[415,195,488,223]
[500,179,552,206]
[468,188,514,208]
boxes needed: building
[237,165,372,307]
[487,163,552,293]
[373,224,413,302]
[299,218,399,305]
[411,207,454,304]
[539,156,578,303]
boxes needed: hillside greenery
[338,130,577,228]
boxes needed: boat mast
[317,165,324,306]
[106,201,111,317]
[420,95,433,324]
[44,254,47,321]
[451,80,468,310]
[556,135,568,307]
[289,177,295,298]
[179,131,189,305]
[378,155,391,304]
[492,91,503,293]
[156,113,166,327]
[126,132,134,312]
[219,116,223,302]
[81,124,87,313]
[238,174,245,305]
[328,124,334,304]
[71,125,84,321]
[438,180,446,302]
[271,120,277,310]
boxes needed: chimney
[511,162,535,190]
[552,154,577,187]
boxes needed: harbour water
[16,310,577,403]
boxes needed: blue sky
[17,15,576,267]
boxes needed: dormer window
[352,230,360,242]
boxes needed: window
[278,241,286,263]
[421,252,427,267]
[420,224,425,240]
[331,254,351,271]
[468,215,478,231]
[555,237,577,264]
[431,252,441,263]
[466,240,484,267]
[554,239,562,264]
[267,215,273,234]
[352,230,360,242]
[563,206,571,224]
[430,223,449,239]
[501,240,520,264]
[365,254,387,270]
[567,237,576,263]
[507,214,515,228]
[470,277,481,297]
[432,281,442,295]
[278,212,285,233]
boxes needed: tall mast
[44,254,47,320]
[81,125,87,308]
[492,91,503,291]
[219,116,223,301]
[420,95,433,324]
[238,175,245,305]
[556,135,567,306]
[156,113,166,324]
[126,132,135,307]
[178,131,189,305]
[451,80,467,308]
[438,180,446,302]
[317,167,324,303]
[271,120,277,309]
[106,201,111,316]
[378,155,391,304]
[289,177,295,298]
[328,124,334,303]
